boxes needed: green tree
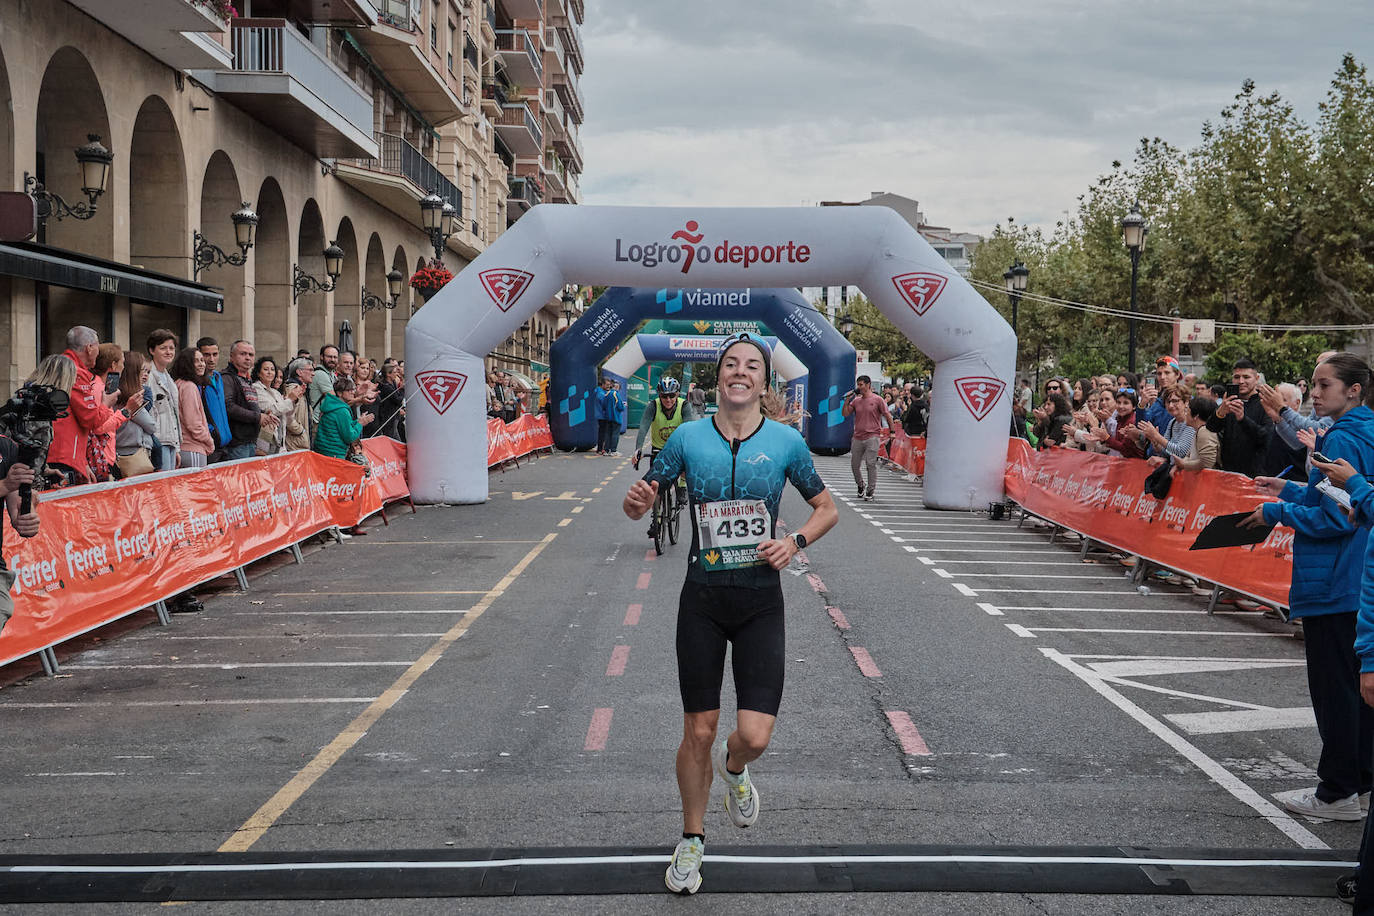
[1201,331,1331,385]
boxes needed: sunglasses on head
[1117,387,1136,394]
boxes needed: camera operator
[0,438,41,632]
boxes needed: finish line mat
[0,844,1355,901]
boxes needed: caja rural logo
[616,220,813,275]
[954,377,1005,421]
[479,268,535,311]
[415,370,467,415]
[892,272,948,316]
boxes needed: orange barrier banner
[356,437,410,520]
[487,414,552,466]
[1004,446,1292,608]
[0,451,367,668]
[883,431,926,476]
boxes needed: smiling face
[151,339,177,370]
[1233,366,1258,397]
[718,342,766,408]
[193,350,205,376]
[1115,395,1135,418]
[337,352,355,377]
[1165,390,1188,420]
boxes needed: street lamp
[24,134,115,228]
[560,287,576,328]
[361,268,406,314]
[1121,201,1148,373]
[192,201,259,280]
[292,240,345,303]
[840,312,854,339]
[1002,260,1029,336]
[420,192,454,262]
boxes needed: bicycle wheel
[667,485,682,545]
[652,489,667,555]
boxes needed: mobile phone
[1311,451,1333,464]
[1225,384,1241,398]
[1317,478,1353,509]
[1145,376,1156,387]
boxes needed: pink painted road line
[636,572,652,590]
[850,646,882,677]
[606,645,631,676]
[885,710,933,756]
[806,574,826,594]
[624,603,642,626]
[585,708,613,751]
[826,606,850,630]
[645,550,657,562]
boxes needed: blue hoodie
[1260,405,1374,619]
[1341,446,1374,671]
[203,369,230,449]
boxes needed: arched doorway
[34,47,113,355]
[294,198,327,361]
[252,178,290,359]
[128,95,188,351]
[332,217,360,356]
[360,232,385,360]
[197,150,247,348]
[406,206,1014,508]
[389,244,412,362]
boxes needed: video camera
[0,384,70,513]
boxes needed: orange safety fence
[488,413,553,466]
[1003,440,1292,609]
[881,430,926,476]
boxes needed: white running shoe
[1273,787,1363,821]
[712,741,760,827]
[665,836,704,894]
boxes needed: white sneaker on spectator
[1192,585,1215,596]
[1119,556,1138,568]
[1236,598,1264,611]
[1273,788,1363,821]
[336,529,353,540]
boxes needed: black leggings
[676,580,786,716]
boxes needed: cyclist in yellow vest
[633,377,694,503]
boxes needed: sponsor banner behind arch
[1004,445,1292,609]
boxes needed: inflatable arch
[405,205,1014,509]
[549,286,855,453]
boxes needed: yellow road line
[363,540,542,545]
[273,590,487,596]
[220,531,559,853]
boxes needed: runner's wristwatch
[790,532,807,550]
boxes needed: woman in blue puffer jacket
[1242,353,1374,828]
[1308,355,1374,908]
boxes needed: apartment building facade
[0,0,585,397]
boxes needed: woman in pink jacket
[171,347,215,467]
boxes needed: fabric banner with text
[1003,444,1292,608]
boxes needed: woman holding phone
[1241,353,1374,826]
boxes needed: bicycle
[635,449,684,555]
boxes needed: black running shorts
[676,580,786,716]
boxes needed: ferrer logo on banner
[479,269,534,311]
[954,376,1005,421]
[416,370,467,415]
[618,220,812,276]
[892,272,948,316]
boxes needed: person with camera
[49,326,137,485]
[1206,357,1274,477]
[0,438,42,633]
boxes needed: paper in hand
[1188,511,1275,550]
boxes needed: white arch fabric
[600,335,805,382]
[406,205,1014,508]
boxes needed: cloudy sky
[578,0,1374,236]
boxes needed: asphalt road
[0,448,1357,913]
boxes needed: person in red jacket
[47,326,139,485]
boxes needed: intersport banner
[1004,443,1293,608]
[0,451,370,669]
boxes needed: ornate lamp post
[1121,202,1148,373]
[293,240,345,303]
[24,134,114,228]
[193,201,259,279]
[840,312,854,339]
[361,268,406,314]
[1003,260,1029,368]
[420,192,455,262]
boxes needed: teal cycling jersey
[646,416,825,588]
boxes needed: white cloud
[579,0,1374,234]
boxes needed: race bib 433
[696,499,770,571]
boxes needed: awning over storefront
[0,241,224,313]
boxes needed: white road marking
[228,610,472,616]
[938,573,1113,580]
[1085,658,1305,678]
[902,546,918,553]
[918,557,936,566]
[0,698,378,708]
[1025,627,1295,638]
[1040,647,1327,850]
[977,603,1004,616]
[128,634,448,639]
[952,584,978,597]
[923,560,1085,566]
[61,662,415,670]
[1166,708,1317,735]
[993,606,1260,616]
[1005,624,1036,638]
[933,568,953,579]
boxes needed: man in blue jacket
[197,336,231,461]
[594,376,612,455]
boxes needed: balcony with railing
[482,78,511,117]
[334,131,462,229]
[542,152,567,201]
[191,19,376,158]
[68,0,235,69]
[494,101,543,156]
[567,0,584,24]
[551,66,583,124]
[354,0,465,125]
[495,28,542,86]
[553,115,582,174]
[554,15,583,74]
[543,90,567,143]
[463,33,480,71]
[508,175,543,216]
[500,0,543,18]
[543,26,566,78]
